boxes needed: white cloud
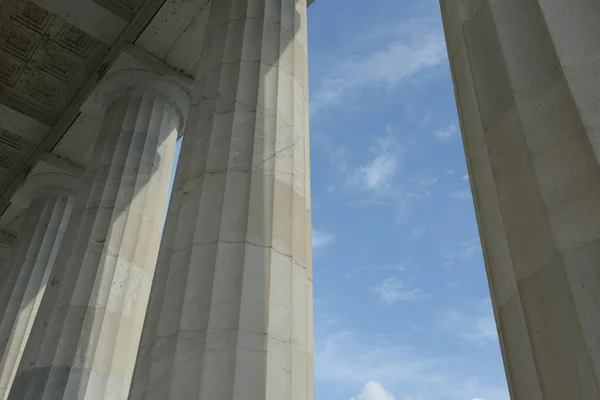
[451,189,472,201]
[462,174,469,181]
[433,123,459,142]
[351,381,397,400]
[313,229,334,249]
[375,277,424,305]
[443,238,481,267]
[445,169,455,175]
[347,134,401,192]
[318,123,440,225]
[315,323,510,400]
[311,18,447,113]
[442,300,499,345]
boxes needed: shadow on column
[8,75,188,400]
[127,0,313,399]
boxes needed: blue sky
[306,1,509,399]
[168,1,510,399]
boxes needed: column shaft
[9,91,180,400]
[129,0,313,399]
[441,0,600,398]
[0,191,74,399]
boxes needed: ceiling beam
[0,92,58,127]
[90,0,134,21]
[0,231,16,246]
[40,151,86,177]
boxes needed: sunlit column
[128,0,314,399]
[441,1,600,398]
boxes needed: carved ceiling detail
[0,0,107,120]
[0,129,34,187]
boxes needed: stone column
[8,72,189,400]
[128,0,313,399]
[0,172,79,400]
[441,1,600,399]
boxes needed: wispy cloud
[375,277,424,305]
[442,238,481,267]
[451,189,472,201]
[347,133,401,192]
[442,300,499,345]
[343,258,418,280]
[327,126,439,224]
[433,123,459,142]
[311,17,447,114]
[313,229,334,249]
[315,322,510,400]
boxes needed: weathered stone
[128,0,314,399]
[441,1,600,398]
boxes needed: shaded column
[8,72,189,400]
[129,0,313,399]
[441,0,600,399]
[0,172,79,400]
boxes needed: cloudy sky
[306,0,509,399]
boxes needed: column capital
[95,69,191,131]
[20,171,80,203]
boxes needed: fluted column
[0,172,79,399]
[8,72,189,400]
[441,1,600,399]
[129,0,313,399]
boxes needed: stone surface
[8,74,188,400]
[0,171,78,400]
[128,0,314,399]
[441,0,600,398]
[0,244,10,285]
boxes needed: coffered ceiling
[0,0,316,241]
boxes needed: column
[0,172,79,400]
[441,1,600,399]
[129,0,313,399]
[8,72,189,400]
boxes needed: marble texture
[0,172,78,400]
[441,0,600,398]
[8,74,188,400]
[128,0,314,399]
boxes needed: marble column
[8,72,189,400]
[128,0,313,399]
[441,1,600,399]
[0,172,79,400]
